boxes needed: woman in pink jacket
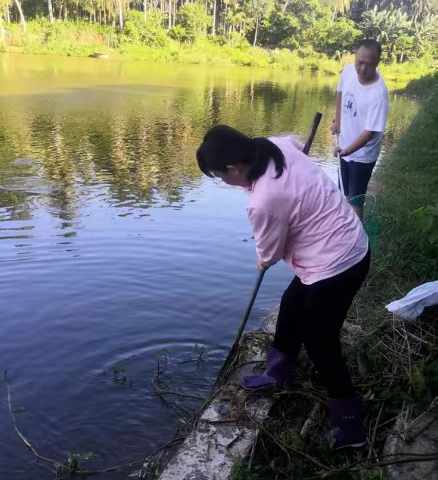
[197,125,370,450]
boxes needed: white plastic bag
[386,281,438,320]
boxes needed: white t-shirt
[337,64,389,163]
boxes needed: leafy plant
[231,459,273,480]
[121,9,169,48]
[169,24,189,43]
[412,204,438,248]
[313,17,361,57]
[175,3,211,43]
[360,6,437,62]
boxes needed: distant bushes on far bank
[0,12,435,83]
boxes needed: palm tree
[212,0,216,36]
[1,0,12,23]
[47,0,55,24]
[380,0,433,25]
[330,0,351,24]
[116,0,123,28]
[0,12,4,43]
[13,0,26,31]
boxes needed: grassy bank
[231,77,438,479]
[397,71,438,99]
[0,19,435,86]
[0,19,347,76]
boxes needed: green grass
[371,84,438,295]
[379,57,437,91]
[395,71,438,99]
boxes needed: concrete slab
[385,401,438,480]
[158,317,275,480]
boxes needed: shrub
[312,17,361,57]
[121,9,169,48]
[169,25,189,43]
[212,32,250,49]
[175,3,211,43]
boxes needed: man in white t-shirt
[332,39,389,218]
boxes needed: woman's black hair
[196,125,285,182]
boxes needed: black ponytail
[196,125,285,182]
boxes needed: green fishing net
[350,194,378,252]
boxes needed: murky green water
[0,54,419,478]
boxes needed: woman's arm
[248,209,288,270]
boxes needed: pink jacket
[247,136,369,285]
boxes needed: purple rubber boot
[326,396,366,449]
[240,346,295,390]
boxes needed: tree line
[0,0,437,62]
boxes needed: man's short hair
[357,39,382,59]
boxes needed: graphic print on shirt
[343,91,357,117]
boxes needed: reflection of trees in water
[1,80,310,217]
[0,189,33,222]
[0,80,417,219]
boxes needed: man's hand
[331,119,340,135]
[337,130,374,158]
[334,146,344,157]
[257,257,269,272]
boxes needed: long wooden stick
[214,112,323,387]
[214,270,265,386]
[303,112,322,155]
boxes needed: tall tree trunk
[173,0,176,26]
[330,6,337,26]
[0,15,4,43]
[47,0,55,25]
[212,0,216,36]
[6,6,10,23]
[223,0,227,32]
[168,0,171,30]
[253,16,258,46]
[144,0,147,20]
[13,0,26,31]
[117,0,123,28]
[281,0,289,15]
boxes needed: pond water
[0,54,418,478]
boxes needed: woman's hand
[257,257,269,272]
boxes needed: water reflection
[0,83,418,226]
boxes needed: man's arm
[331,91,342,135]
[339,130,374,157]
[337,91,388,157]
